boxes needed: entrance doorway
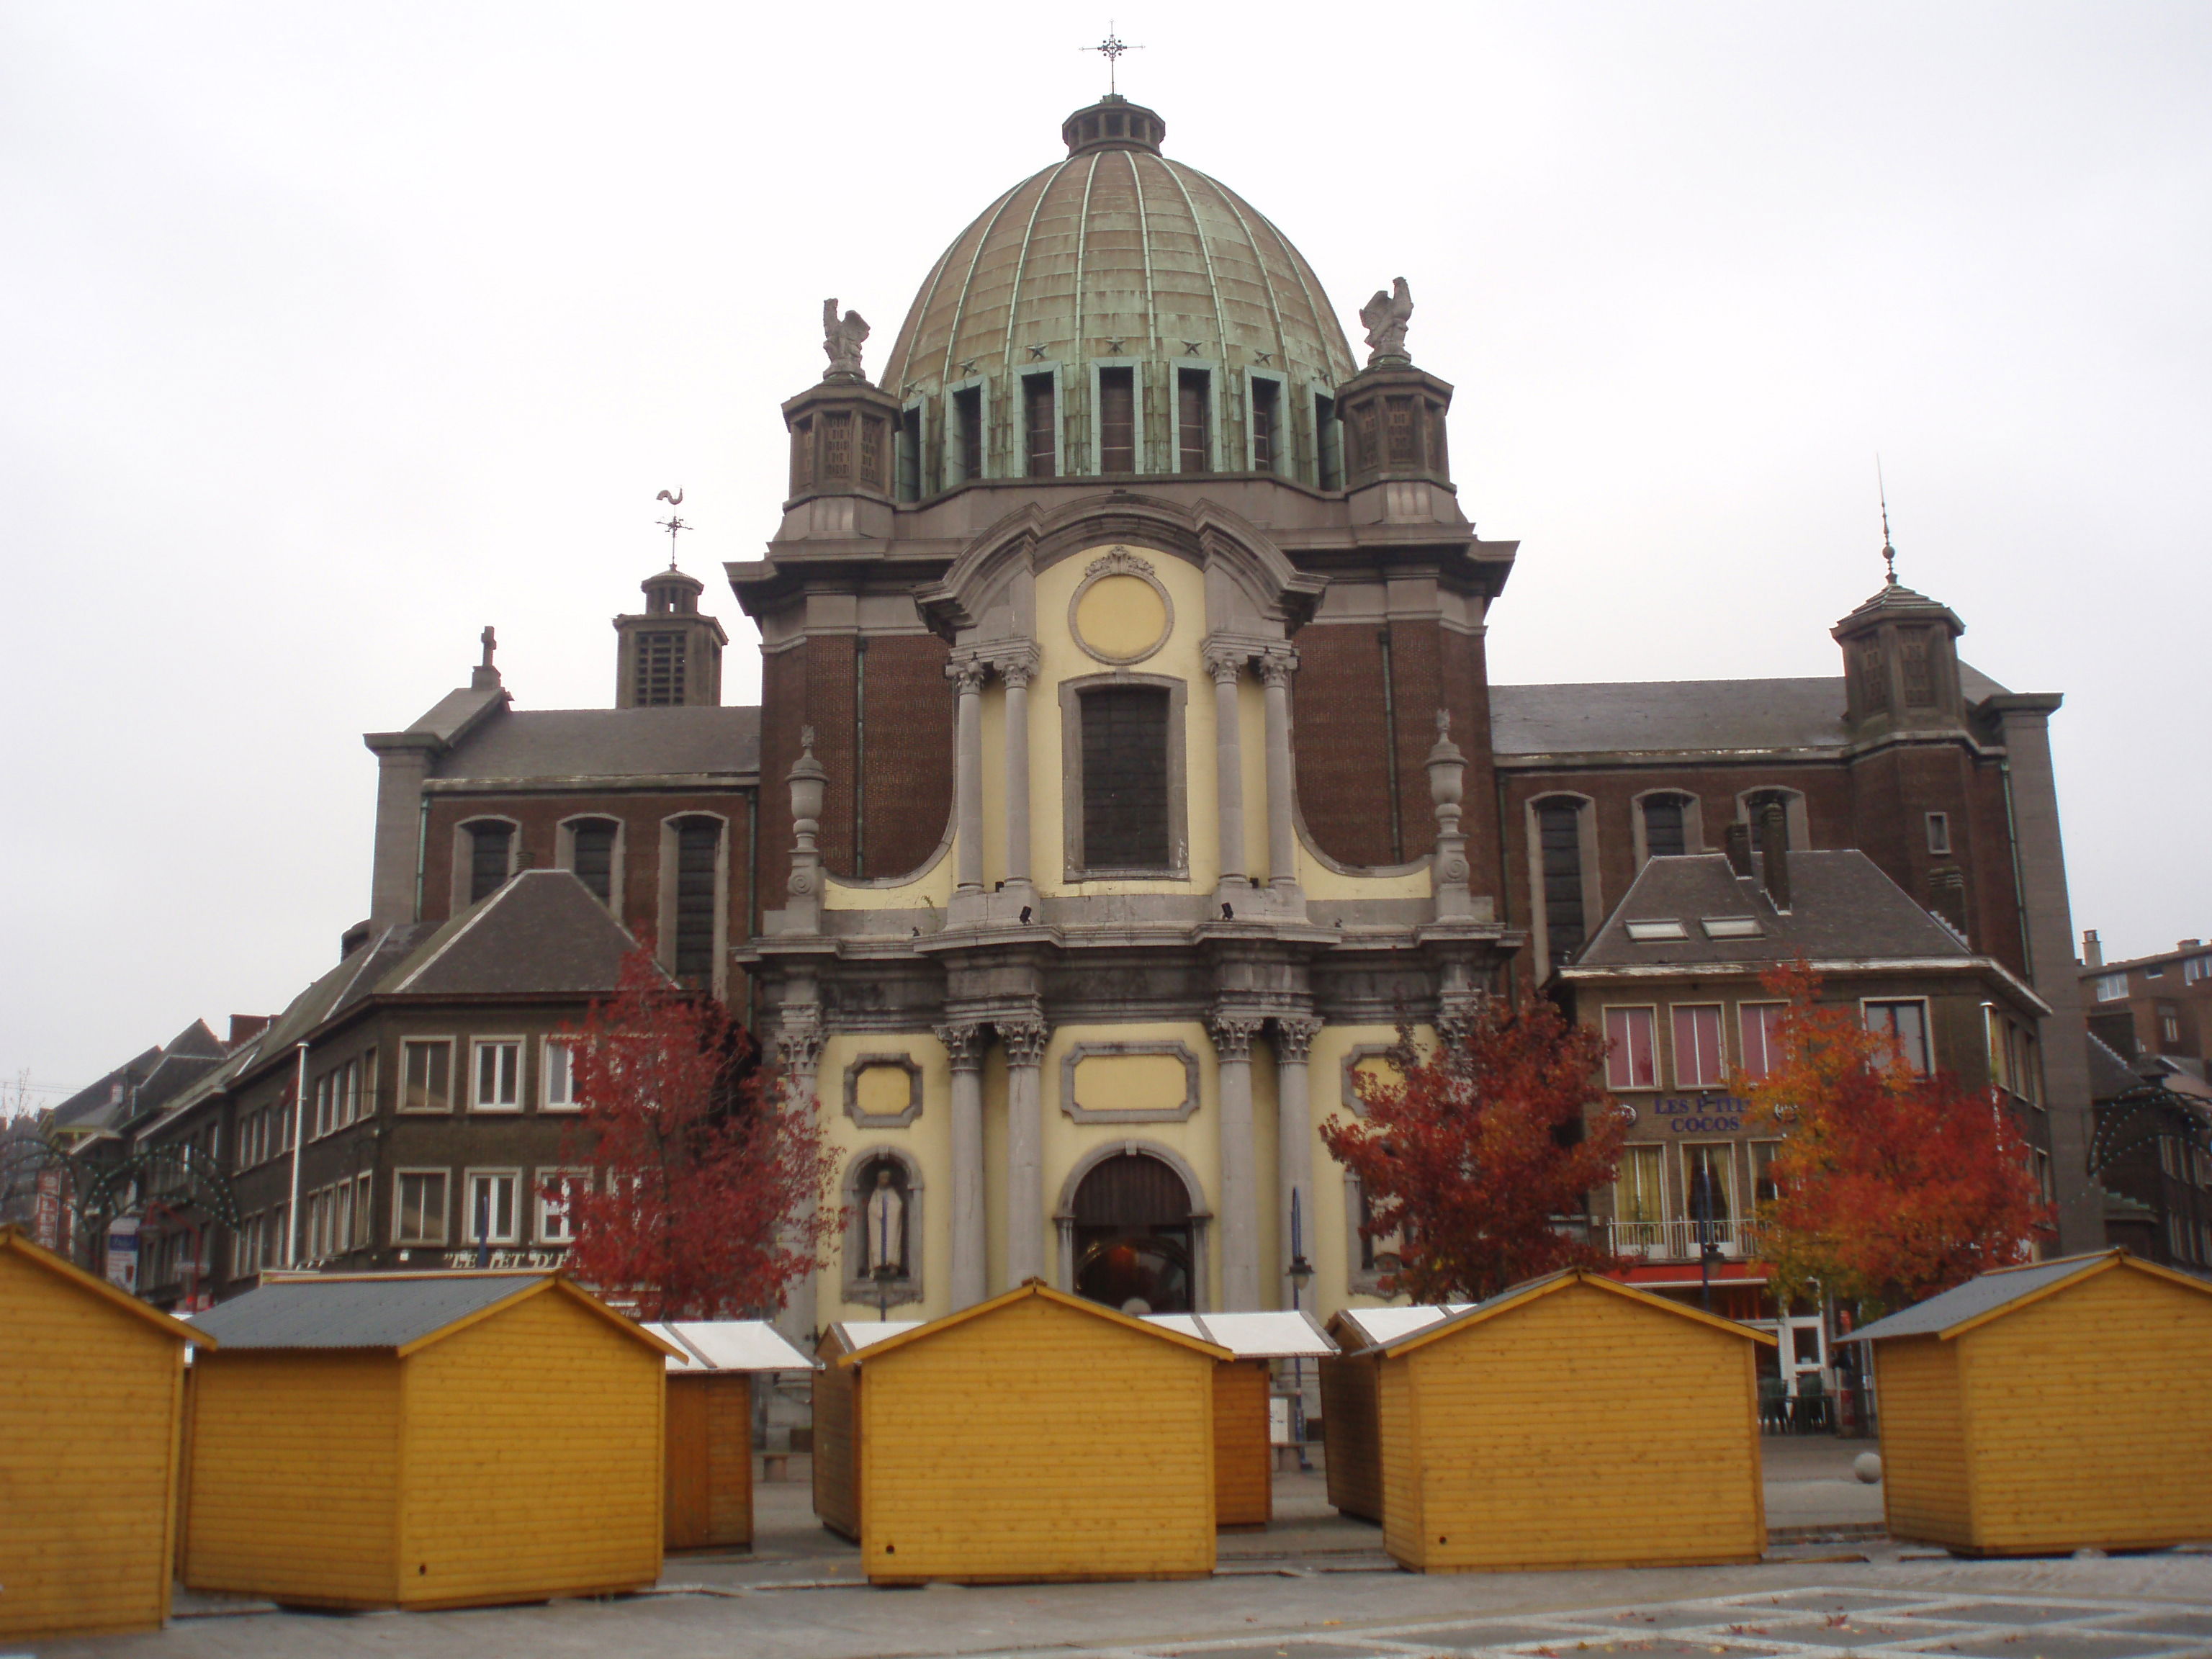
[1071,1152,1195,1315]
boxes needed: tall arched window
[465,821,513,905]
[669,816,722,983]
[565,817,619,905]
[1641,794,1690,860]
[1534,797,1589,971]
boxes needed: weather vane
[1082,22,1141,96]
[1875,459,1897,585]
[655,487,688,569]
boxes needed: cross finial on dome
[1081,22,1141,96]
[1876,456,1898,585]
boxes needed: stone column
[1209,1015,1264,1309]
[1259,649,1299,899]
[998,650,1038,894]
[949,660,988,898]
[773,1010,826,1341]
[1000,1017,1051,1284]
[1273,1017,1322,1308]
[1205,646,1249,900]
[935,1022,989,1308]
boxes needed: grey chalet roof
[379,869,637,998]
[192,1272,548,1350]
[1491,662,2009,758]
[1840,1252,2124,1344]
[431,704,760,783]
[1568,850,1979,973]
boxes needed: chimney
[1722,822,1755,878]
[2180,939,2202,953]
[1757,801,1791,912]
[228,1015,271,1048]
[2082,928,2103,968]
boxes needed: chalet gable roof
[834,1280,1230,1367]
[1366,1270,1773,1357]
[1841,1250,2211,1344]
[1,1226,210,1346]
[188,1270,680,1358]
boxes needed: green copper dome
[881,99,1359,401]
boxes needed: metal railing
[1607,1218,1762,1259]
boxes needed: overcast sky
[4,1,2207,1105]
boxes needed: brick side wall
[859,634,954,879]
[1294,624,1394,867]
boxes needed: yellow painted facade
[1367,1274,1768,1573]
[1871,1255,2212,1555]
[848,1285,1224,1583]
[185,1277,667,1609]
[0,1230,197,1642]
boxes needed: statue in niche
[1359,276,1414,365]
[862,1161,907,1275]
[822,298,871,380]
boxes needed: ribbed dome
[881,99,1358,399]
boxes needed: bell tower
[613,567,727,708]
[1832,576,1967,741]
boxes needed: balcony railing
[1607,1218,1762,1260]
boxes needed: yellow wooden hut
[1316,1303,1467,1522]
[1349,1273,1770,1572]
[1148,1311,1336,1528]
[810,1318,921,1542]
[0,1226,207,1641]
[833,1282,1228,1584]
[647,1319,813,1552]
[1845,1249,2212,1555]
[184,1270,680,1609]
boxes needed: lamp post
[1287,1190,1315,1473]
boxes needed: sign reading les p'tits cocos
[1655,1096,1749,1135]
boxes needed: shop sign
[439,1248,564,1270]
[104,1215,141,1291]
[1657,1095,1750,1134]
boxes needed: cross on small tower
[480,625,496,670]
[654,487,689,570]
[1082,22,1141,95]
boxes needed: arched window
[464,820,514,905]
[1532,797,1591,971]
[562,817,620,906]
[1737,788,1809,850]
[1071,1151,1195,1316]
[671,818,720,981]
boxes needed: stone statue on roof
[1359,276,1414,366]
[822,298,871,381]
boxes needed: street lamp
[1286,1190,1316,1473]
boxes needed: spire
[1080,22,1141,96]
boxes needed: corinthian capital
[934,1021,986,1071]
[998,1019,1050,1068]
[987,644,1041,691]
[947,658,989,695]
[1272,1016,1322,1065]
[1208,1015,1264,1061]
[1258,646,1299,689]
[1202,643,1251,685]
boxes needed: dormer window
[1099,368,1136,472]
[1249,377,1280,472]
[1023,372,1057,478]
[951,386,983,485]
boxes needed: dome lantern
[1061,95,1165,157]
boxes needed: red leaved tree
[1321,997,1626,1301]
[554,947,838,1320]
[1742,963,2051,1313]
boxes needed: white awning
[1143,1310,1336,1359]
[1333,1303,1474,1349]
[648,1319,816,1374]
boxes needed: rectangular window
[543,1038,577,1110]
[395,1171,449,1246]
[1313,392,1341,489]
[400,1039,452,1112]
[2163,1010,2182,1044]
[2187,957,2211,984]
[1751,1141,1782,1204]
[1022,372,1056,478]
[355,1174,373,1247]
[951,385,982,484]
[343,1058,361,1125]
[1925,811,1951,855]
[2146,962,2164,978]
[1604,1007,1658,1090]
[333,1180,354,1254]
[464,1171,521,1246]
[1097,367,1136,472]
[673,818,721,981]
[1740,1003,1787,1081]
[467,821,513,904]
[1615,1144,1665,1227]
[538,1170,590,1243]
[1249,376,1280,472]
[473,1040,522,1110]
[1865,999,1932,1074]
[1177,369,1210,472]
[1683,1143,1736,1225]
[570,819,617,904]
[1671,1004,1727,1089]
[1079,685,1172,870]
[2094,971,2128,1001]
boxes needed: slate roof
[191,1272,547,1349]
[1840,1253,2128,1344]
[431,706,760,782]
[381,870,637,997]
[47,1046,166,1132]
[1567,850,1985,973]
[2087,1032,2146,1102]
[1490,662,2010,757]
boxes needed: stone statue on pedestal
[863,1166,905,1274]
[822,298,871,380]
[1359,276,1414,365]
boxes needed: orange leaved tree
[1743,963,2050,1313]
[554,947,838,1319]
[1321,996,1625,1301]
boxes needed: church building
[347,94,2096,1334]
